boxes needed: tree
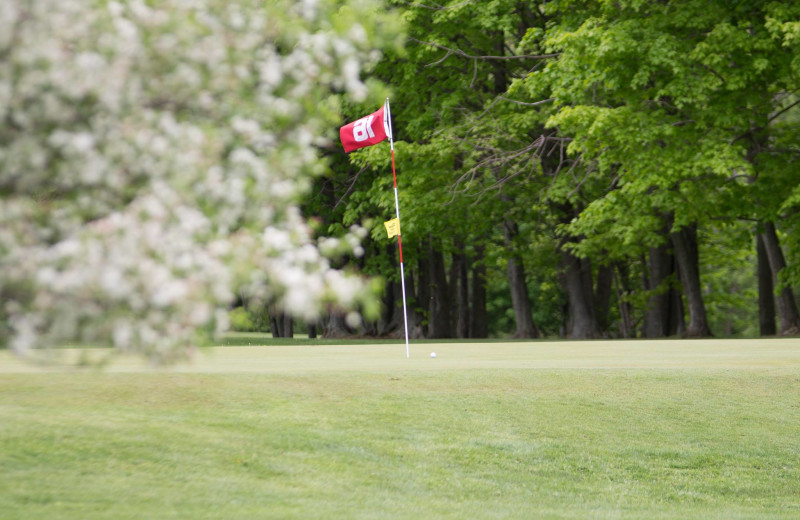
[341,0,564,338]
[314,0,800,340]
[0,0,399,362]
[528,0,800,337]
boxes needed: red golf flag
[339,104,388,153]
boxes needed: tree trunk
[377,244,422,339]
[470,245,489,338]
[668,277,686,337]
[560,247,599,339]
[643,244,672,337]
[282,315,294,338]
[507,255,539,338]
[756,233,776,336]
[504,221,539,338]
[268,303,290,338]
[594,262,613,334]
[670,223,711,337]
[760,221,800,334]
[269,314,293,338]
[416,253,430,338]
[453,249,470,338]
[378,277,397,336]
[405,265,425,339]
[269,315,281,337]
[378,246,402,336]
[613,262,634,338]
[746,132,795,334]
[323,312,350,338]
[427,242,451,339]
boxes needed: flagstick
[386,99,410,359]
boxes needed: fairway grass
[1,339,799,519]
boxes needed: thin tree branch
[498,95,555,107]
[768,97,800,124]
[398,0,476,10]
[425,50,454,67]
[333,165,368,211]
[410,37,560,61]
[470,58,478,88]
[567,158,598,199]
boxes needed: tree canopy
[329,0,800,340]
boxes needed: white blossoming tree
[0,0,397,362]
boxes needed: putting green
[2,337,799,373]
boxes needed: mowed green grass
[1,339,799,519]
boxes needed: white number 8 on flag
[353,115,375,142]
[339,104,387,153]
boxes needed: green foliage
[331,0,569,336]
[321,0,800,338]
[526,0,800,332]
[700,225,759,337]
[227,306,255,332]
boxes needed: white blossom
[1,0,398,363]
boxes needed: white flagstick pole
[385,98,410,359]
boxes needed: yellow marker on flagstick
[384,218,400,238]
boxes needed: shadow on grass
[217,332,550,347]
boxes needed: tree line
[264,0,800,340]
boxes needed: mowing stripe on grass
[2,338,799,373]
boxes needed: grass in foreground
[1,366,799,519]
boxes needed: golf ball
[430,352,437,358]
